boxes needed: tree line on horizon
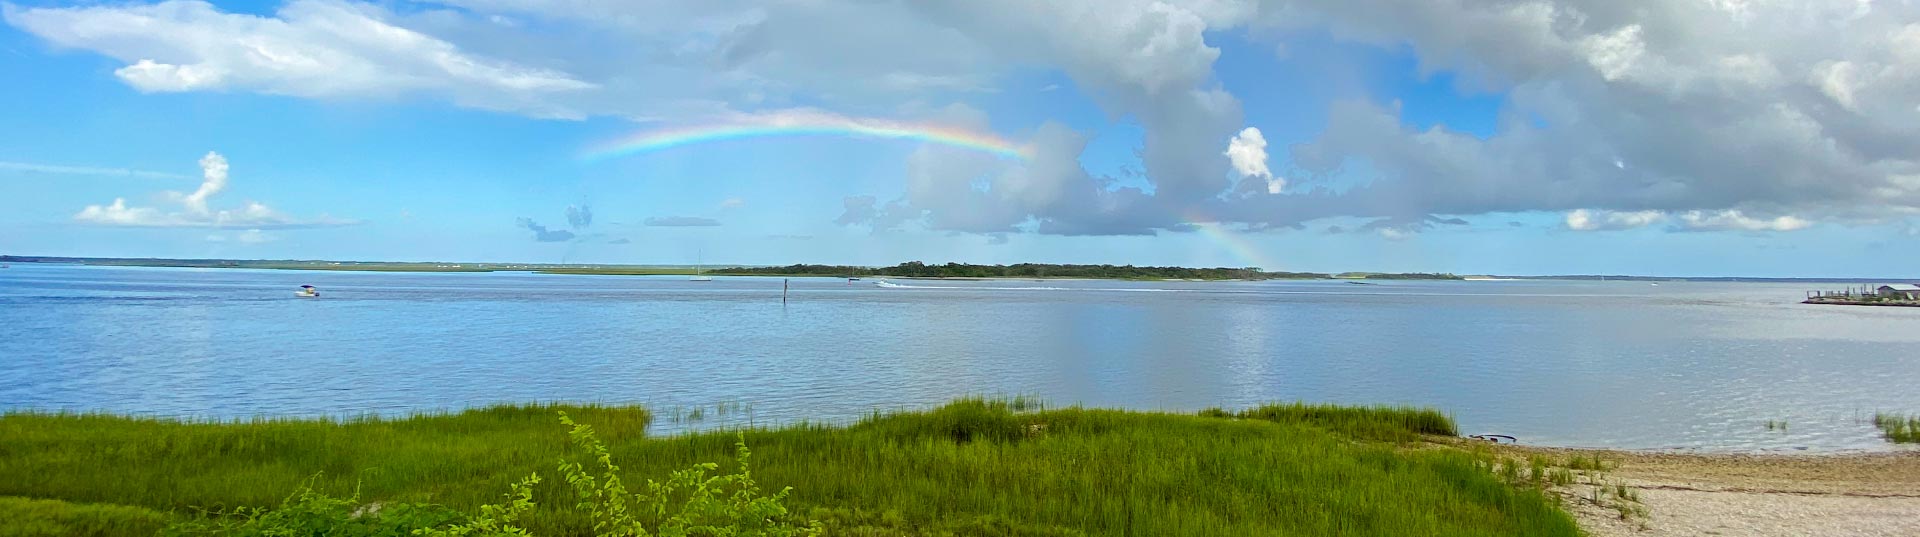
[713,261,1332,280]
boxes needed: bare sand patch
[1489,445,1920,536]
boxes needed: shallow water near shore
[3,263,1917,452]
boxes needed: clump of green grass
[2,399,1576,536]
[1527,455,1552,488]
[1204,401,1457,442]
[1874,413,1919,443]
[0,496,173,537]
[163,477,467,536]
[1564,454,1610,472]
[1546,467,1577,487]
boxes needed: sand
[1488,445,1920,536]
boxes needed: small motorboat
[295,285,320,298]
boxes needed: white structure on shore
[1876,284,1920,300]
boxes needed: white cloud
[1813,60,1863,111]
[1579,24,1645,82]
[719,197,745,209]
[5,0,594,118]
[180,151,228,215]
[72,151,356,229]
[0,160,191,180]
[1676,210,1811,232]
[1565,209,1665,231]
[1226,0,1920,235]
[1224,126,1284,193]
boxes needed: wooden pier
[1804,286,1920,307]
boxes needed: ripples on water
[3,264,1918,452]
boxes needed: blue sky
[2,0,1918,277]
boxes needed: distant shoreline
[5,255,1913,283]
[0,256,1465,282]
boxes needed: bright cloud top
[579,109,1031,162]
[1224,127,1283,194]
[73,151,355,229]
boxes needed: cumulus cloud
[179,151,228,214]
[644,216,721,227]
[1228,0,1920,233]
[516,217,575,242]
[1225,127,1283,194]
[73,151,354,229]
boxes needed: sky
[2,0,1918,277]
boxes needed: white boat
[295,285,320,297]
[689,251,712,282]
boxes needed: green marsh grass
[0,497,173,537]
[1211,401,1457,442]
[2,398,1578,536]
[1873,412,1919,443]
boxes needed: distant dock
[1804,284,1920,307]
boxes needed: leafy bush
[417,474,541,537]
[554,411,817,537]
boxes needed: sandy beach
[1489,445,1920,536]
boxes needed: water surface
[3,264,1917,452]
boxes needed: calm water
[3,263,1917,452]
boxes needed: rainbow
[580,112,1029,162]
[1187,218,1283,272]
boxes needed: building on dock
[1876,284,1920,300]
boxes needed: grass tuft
[1873,413,1919,444]
[0,497,173,537]
[1208,402,1458,442]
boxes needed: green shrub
[160,478,464,536]
[553,412,817,536]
